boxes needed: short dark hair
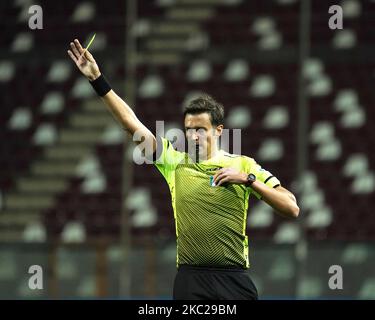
[183,94,225,126]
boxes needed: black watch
[246,173,256,186]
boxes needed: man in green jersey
[68,39,300,300]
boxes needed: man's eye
[185,128,206,135]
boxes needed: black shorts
[173,265,258,300]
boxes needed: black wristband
[89,74,111,97]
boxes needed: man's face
[184,112,223,161]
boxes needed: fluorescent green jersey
[154,137,280,269]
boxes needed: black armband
[89,74,111,97]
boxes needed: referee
[68,39,300,300]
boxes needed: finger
[214,168,228,183]
[84,49,95,62]
[74,39,84,54]
[78,49,87,60]
[213,172,225,184]
[70,42,80,59]
[213,168,225,181]
[67,50,78,64]
[215,172,228,185]
[216,176,230,186]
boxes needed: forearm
[99,87,156,156]
[213,168,299,219]
[100,89,139,135]
[250,181,300,219]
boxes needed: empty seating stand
[0,0,374,243]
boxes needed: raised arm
[67,39,156,155]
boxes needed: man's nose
[191,132,199,141]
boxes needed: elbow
[277,203,300,219]
[289,203,300,219]
[274,188,299,219]
[292,205,300,219]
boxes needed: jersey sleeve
[153,136,184,184]
[245,157,281,199]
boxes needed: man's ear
[215,124,224,137]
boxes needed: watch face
[248,173,256,183]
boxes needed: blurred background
[0,0,375,299]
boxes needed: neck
[190,143,219,163]
[206,144,219,160]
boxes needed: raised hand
[67,39,101,81]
